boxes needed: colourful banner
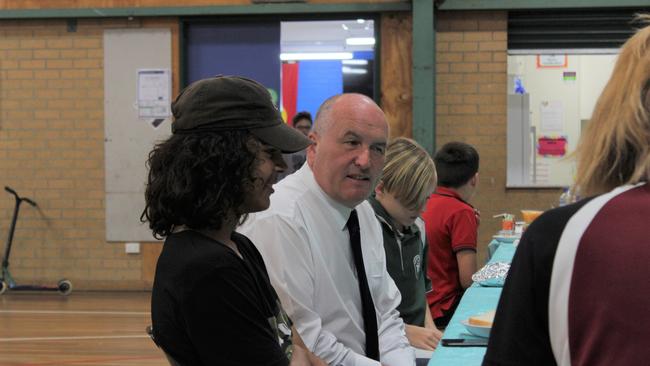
[282,62,299,124]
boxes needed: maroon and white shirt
[484,182,650,366]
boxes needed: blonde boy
[367,137,442,351]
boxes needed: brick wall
[435,11,561,262]
[0,10,565,288]
[0,18,175,290]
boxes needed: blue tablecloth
[487,243,516,265]
[427,287,502,365]
[487,239,518,260]
[428,241,517,366]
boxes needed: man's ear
[306,132,318,165]
[470,172,479,187]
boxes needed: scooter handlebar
[4,186,17,197]
[23,198,37,206]
[4,186,37,206]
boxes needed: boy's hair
[292,111,312,127]
[434,141,479,188]
[380,137,437,210]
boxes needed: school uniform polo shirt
[422,186,478,319]
[368,195,432,327]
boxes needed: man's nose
[354,147,371,169]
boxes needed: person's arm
[449,209,479,289]
[374,274,416,366]
[291,326,327,366]
[403,228,442,350]
[403,304,442,350]
[404,323,442,351]
[240,215,382,366]
[289,345,310,366]
[456,250,477,289]
[424,303,435,329]
[419,232,435,329]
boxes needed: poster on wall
[136,68,171,128]
[539,100,564,133]
[536,55,567,68]
[537,136,567,157]
[563,71,577,83]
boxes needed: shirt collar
[368,194,418,238]
[298,162,353,231]
[435,186,462,199]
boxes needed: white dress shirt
[239,163,415,366]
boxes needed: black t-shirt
[151,230,292,366]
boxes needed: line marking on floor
[0,310,149,316]
[0,335,150,342]
[10,355,163,366]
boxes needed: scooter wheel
[57,279,72,296]
[0,281,7,295]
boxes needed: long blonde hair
[574,15,650,196]
[380,137,437,210]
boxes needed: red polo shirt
[422,186,478,319]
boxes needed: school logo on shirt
[413,254,421,279]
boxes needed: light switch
[125,242,140,254]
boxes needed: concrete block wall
[435,11,561,262]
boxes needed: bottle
[558,187,570,207]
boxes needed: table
[427,241,517,366]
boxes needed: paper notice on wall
[539,100,563,133]
[536,55,567,68]
[537,136,567,157]
[137,69,171,121]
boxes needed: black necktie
[347,209,380,361]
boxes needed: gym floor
[0,291,167,365]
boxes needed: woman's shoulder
[232,232,265,263]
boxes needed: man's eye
[344,140,360,146]
[371,146,386,155]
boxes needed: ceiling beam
[438,0,650,11]
[0,3,410,19]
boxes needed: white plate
[461,320,491,338]
[493,235,519,243]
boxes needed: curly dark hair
[141,130,261,239]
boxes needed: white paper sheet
[137,69,171,120]
[540,100,563,133]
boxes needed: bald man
[239,94,415,366]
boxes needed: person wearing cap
[239,94,415,366]
[144,76,324,366]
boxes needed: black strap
[347,209,380,361]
